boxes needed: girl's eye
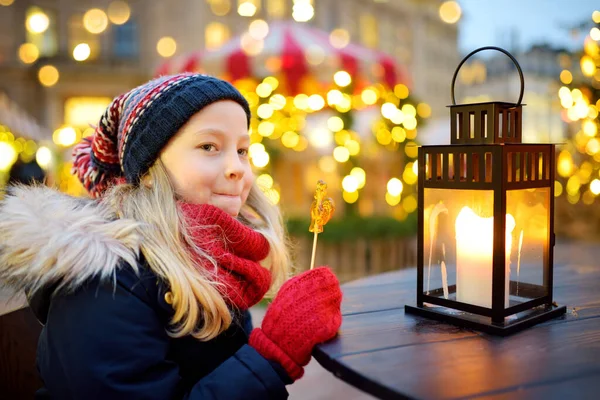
[238,148,249,156]
[199,144,217,152]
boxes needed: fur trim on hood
[0,185,142,296]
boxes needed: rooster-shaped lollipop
[309,180,335,270]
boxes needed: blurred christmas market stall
[0,12,433,278]
[156,21,429,234]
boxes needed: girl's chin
[210,196,242,216]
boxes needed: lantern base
[405,303,566,336]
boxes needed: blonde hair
[102,160,291,340]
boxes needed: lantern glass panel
[505,187,550,303]
[423,188,508,309]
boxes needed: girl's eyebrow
[194,128,250,143]
[193,128,224,137]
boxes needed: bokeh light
[0,142,17,170]
[387,177,404,197]
[107,1,131,25]
[157,36,177,57]
[18,43,39,64]
[83,9,109,34]
[329,29,350,49]
[26,9,50,34]
[292,0,314,22]
[249,19,269,40]
[38,65,59,87]
[73,43,91,61]
[439,1,461,24]
[238,1,258,17]
[334,71,352,87]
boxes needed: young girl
[0,73,342,399]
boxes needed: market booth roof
[155,21,411,94]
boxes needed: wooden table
[314,264,600,400]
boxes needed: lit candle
[455,206,515,308]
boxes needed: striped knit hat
[72,73,251,198]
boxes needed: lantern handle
[451,46,524,106]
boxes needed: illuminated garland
[556,12,600,205]
[234,72,429,218]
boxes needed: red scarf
[179,202,272,310]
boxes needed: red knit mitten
[249,267,342,381]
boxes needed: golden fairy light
[107,1,131,25]
[0,142,17,170]
[83,9,109,34]
[38,65,59,87]
[36,146,53,169]
[238,1,257,17]
[26,9,50,34]
[333,71,352,87]
[387,178,403,196]
[18,43,39,64]
[73,43,91,61]
[439,1,462,24]
[580,55,596,77]
[341,175,358,193]
[350,167,366,188]
[292,0,315,23]
[157,36,177,57]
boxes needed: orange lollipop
[309,180,335,269]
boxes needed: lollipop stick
[310,232,318,270]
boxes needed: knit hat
[72,73,251,198]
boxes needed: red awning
[155,21,411,95]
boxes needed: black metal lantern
[405,47,566,336]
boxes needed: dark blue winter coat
[0,186,291,399]
[29,259,291,399]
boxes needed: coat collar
[0,185,141,298]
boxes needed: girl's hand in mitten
[249,267,342,381]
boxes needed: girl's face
[160,100,253,216]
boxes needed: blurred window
[359,12,378,49]
[325,0,338,31]
[25,6,58,57]
[205,22,230,50]
[266,0,286,19]
[112,19,139,59]
[64,97,112,130]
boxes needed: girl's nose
[224,151,245,180]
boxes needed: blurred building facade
[0,0,459,138]
[0,0,459,212]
